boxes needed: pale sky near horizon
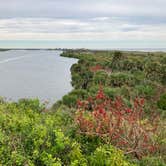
[0,0,166,48]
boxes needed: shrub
[118,59,144,72]
[89,86,121,99]
[108,72,135,87]
[71,67,93,89]
[75,87,159,159]
[89,145,134,166]
[161,64,166,85]
[0,101,92,165]
[62,90,88,107]
[103,87,121,99]
[144,62,162,82]
[70,89,88,99]
[119,86,134,101]
[135,85,155,99]
[69,142,88,166]
[62,94,78,107]
[160,56,166,65]
[111,51,124,71]
[157,94,166,110]
[71,73,82,88]
[93,71,108,85]
[0,101,72,165]
[17,98,45,112]
[88,85,99,96]
[71,63,82,73]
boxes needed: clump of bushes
[71,63,93,89]
[88,86,121,99]
[0,99,137,165]
[161,64,166,84]
[0,101,71,165]
[62,89,88,107]
[76,88,159,159]
[62,94,78,107]
[111,51,124,71]
[60,50,166,165]
[135,85,156,99]
[16,98,45,112]
[108,72,136,87]
[144,62,163,83]
[157,93,166,110]
[88,145,134,166]
[93,70,108,85]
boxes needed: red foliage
[75,87,159,158]
[89,65,103,72]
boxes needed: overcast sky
[0,0,166,48]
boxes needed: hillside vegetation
[0,50,166,165]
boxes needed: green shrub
[119,59,144,72]
[135,85,155,98]
[111,51,124,71]
[132,71,145,84]
[157,94,166,110]
[144,62,162,82]
[62,94,78,107]
[160,56,166,65]
[69,142,87,166]
[103,87,121,99]
[75,134,103,156]
[69,89,88,99]
[120,86,132,100]
[88,85,99,96]
[108,72,135,87]
[71,63,82,73]
[17,98,45,112]
[89,145,134,166]
[89,86,121,99]
[62,89,88,107]
[0,101,86,165]
[161,64,166,85]
[71,67,93,89]
[93,71,108,85]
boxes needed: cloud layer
[1,0,166,19]
[0,0,166,48]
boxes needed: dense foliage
[0,99,134,165]
[60,50,166,165]
[0,50,165,165]
[76,87,159,159]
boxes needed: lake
[0,50,77,105]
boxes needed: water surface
[0,50,77,105]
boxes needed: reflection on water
[0,50,77,105]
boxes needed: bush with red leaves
[76,87,159,159]
[89,65,103,72]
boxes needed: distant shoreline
[0,48,166,53]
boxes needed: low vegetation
[0,50,166,165]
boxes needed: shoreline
[0,50,77,107]
[0,49,165,108]
[1,48,166,53]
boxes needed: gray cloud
[0,0,166,20]
[0,17,165,40]
[0,0,166,46]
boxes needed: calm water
[0,50,77,105]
